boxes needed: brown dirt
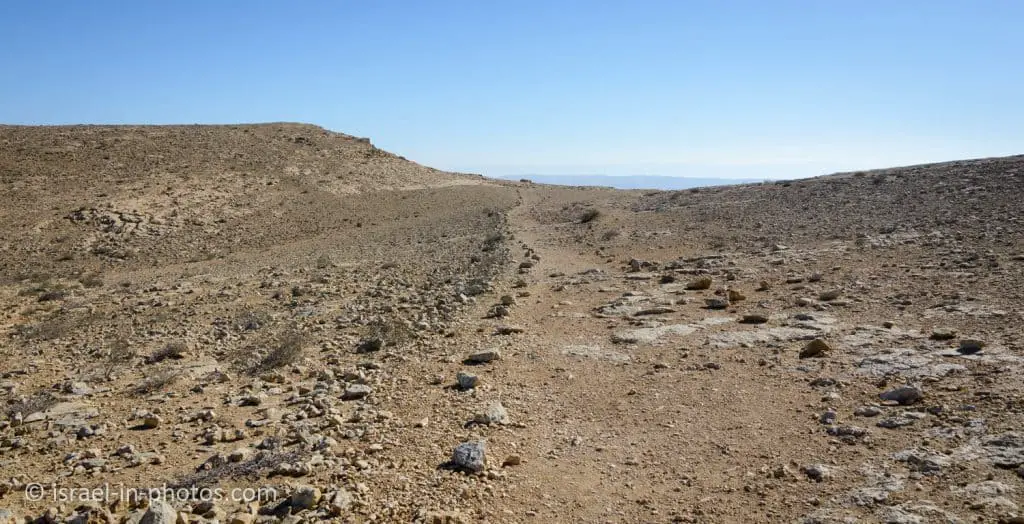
[0,124,1022,523]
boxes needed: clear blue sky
[2,1,1021,179]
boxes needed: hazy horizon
[2,2,1022,180]
[491,173,764,190]
[468,159,847,181]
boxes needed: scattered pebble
[473,401,508,425]
[451,441,486,473]
[290,485,321,511]
[341,384,372,401]
[466,350,502,364]
[457,372,479,390]
[879,385,923,405]
[800,339,830,359]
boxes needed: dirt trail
[1,126,1022,524]
[481,188,840,522]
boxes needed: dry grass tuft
[104,338,136,380]
[147,341,188,364]
[357,317,414,353]
[5,391,58,419]
[132,369,181,396]
[169,450,301,491]
[579,208,601,223]
[249,329,306,373]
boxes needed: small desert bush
[315,253,333,269]
[18,283,50,297]
[579,208,601,223]
[233,310,272,332]
[251,329,305,373]
[15,315,75,341]
[147,341,188,364]
[5,391,58,419]
[170,450,301,491]
[79,273,104,288]
[482,232,504,251]
[104,338,136,380]
[132,369,181,396]
[357,317,414,353]
[37,290,67,302]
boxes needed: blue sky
[1,1,1021,179]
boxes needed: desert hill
[0,125,1022,523]
[0,123,509,286]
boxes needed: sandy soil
[0,124,1022,523]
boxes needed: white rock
[140,500,177,524]
[290,484,321,511]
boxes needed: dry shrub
[104,338,136,380]
[5,391,58,419]
[17,283,50,297]
[132,369,181,396]
[15,319,68,341]
[357,317,413,353]
[79,273,104,288]
[233,310,272,332]
[169,450,301,492]
[147,341,188,364]
[250,329,305,373]
[579,208,601,223]
[38,290,67,302]
[482,232,504,252]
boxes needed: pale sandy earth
[0,124,1022,523]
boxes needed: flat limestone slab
[612,324,697,345]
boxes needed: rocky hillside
[0,126,1022,523]
[0,124,501,279]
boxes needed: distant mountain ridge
[493,174,763,190]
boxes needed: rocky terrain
[0,124,1022,523]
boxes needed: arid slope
[0,125,1022,523]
